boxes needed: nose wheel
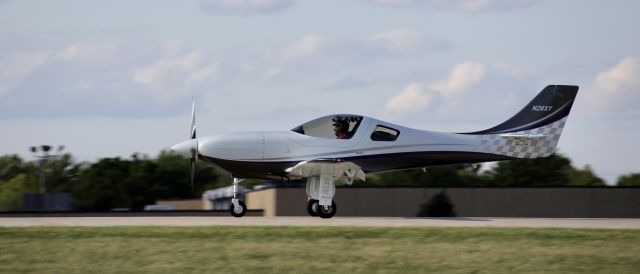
[230,199,247,217]
[307,199,336,218]
[229,178,247,217]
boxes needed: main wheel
[317,200,337,219]
[230,200,247,217]
[307,199,319,217]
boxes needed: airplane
[170,85,578,218]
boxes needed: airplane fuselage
[193,117,509,180]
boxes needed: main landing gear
[305,166,338,218]
[307,199,337,218]
[229,178,247,217]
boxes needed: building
[244,186,640,218]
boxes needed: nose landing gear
[230,200,247,217]
[229,178,247,217]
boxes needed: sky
[1,0,639,184]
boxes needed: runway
[1,217,639,229]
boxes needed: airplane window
[291,115,363,139]
[371,125,399,141]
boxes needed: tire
[230,200,247,217]
[317,200,337,219]
[307,199,319,217]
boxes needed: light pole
[30,145,65,194]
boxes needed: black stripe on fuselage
[200,151,513,180]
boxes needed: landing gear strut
[229,178,247,217]
[306,167,338,218]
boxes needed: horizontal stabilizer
[500,133,547,139]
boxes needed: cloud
[133,47,220,97]
[595,57,640,92]
[261,30,448,79]
[0,39,220,118]
[384,62,485,117]
[366,29,423,53]
[277,34,326,60]
[57,42,118,61]
[583,57,640,110]
[198,0,295,15]
[0,50,52,95]
[431,62,485,95]
[0,41,122,96]
[384,83,434,116]
[367,0,539,12]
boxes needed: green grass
[1,226,639,273]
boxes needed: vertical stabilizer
[465,85,578,159]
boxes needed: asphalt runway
[1,217,639,229]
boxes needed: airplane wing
[284,160,366,185]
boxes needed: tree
[486,153,573,186]
[0,155,27,183]
[566,165,605,186]
[67,152,221,211]
[366,164,487,187]
[0,174,37,211]
[617,173,640,186]
[484,153,610,186]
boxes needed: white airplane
[171,85,578,218]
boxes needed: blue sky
[1,0,639,183]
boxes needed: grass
[0,226,639,273]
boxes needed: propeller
[189,97,197,192]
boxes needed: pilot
[333,120,350,139]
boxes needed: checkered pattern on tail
[477,117,567,158]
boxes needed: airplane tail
[464,85,579,159]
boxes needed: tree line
[0,152,638,211]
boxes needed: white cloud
[0,41,123,95]
[367,0,539,12]
[383,62,485,117]
[57,42,117,61]
[133,49,219,96]
[198,0,295,15]
[431,62,485,95]
[367,29,422,52]
[595,57,640,92]
[0,50,51,95]
[384,83,433,115]
[163,40,186,56]
[0,38,224,118]
[185,63,219,86]
[583,57,640,110]
[261,30,446,79]
[281,34,326,60]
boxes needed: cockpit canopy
[291,115,364,139]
